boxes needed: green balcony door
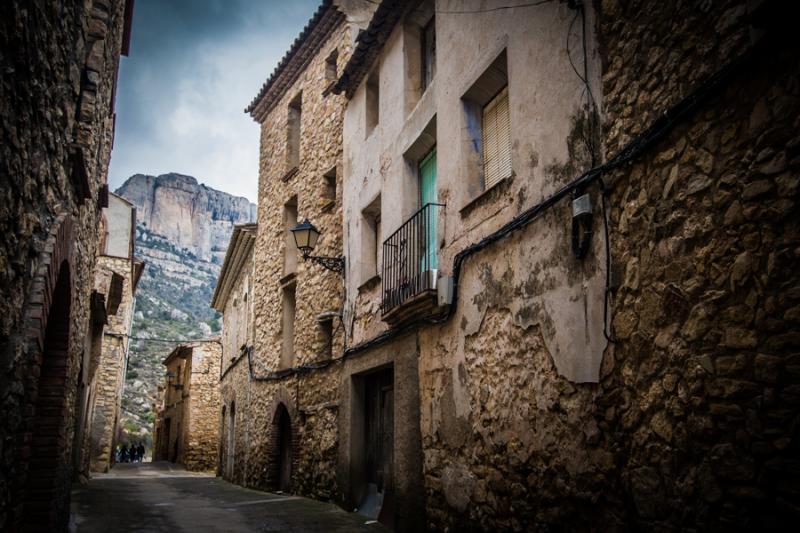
[419,148,437,270]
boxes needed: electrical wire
[360,0,555,14]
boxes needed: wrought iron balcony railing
[382,203,444,316]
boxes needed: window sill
[459,173,514,218]
[319,199,336,213]
[321,80,336,97]
[281,166,299,182]
[279,272,296,287]
[358,274,381,293]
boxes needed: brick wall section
[420,1,799,531]
[0,0,127,529]
[219,9,352,502]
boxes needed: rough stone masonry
[0,0,131,530]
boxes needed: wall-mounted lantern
[291,219,345,274]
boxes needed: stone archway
[226,400,236,480]
[267,399,297,493]
[23,260,72,530]
[275,404,292,492]
[218,404,226,477]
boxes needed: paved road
[70,462,387,532]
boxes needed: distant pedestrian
[137,443,145,462]
[130,444,138,463]
[120,443,129,463]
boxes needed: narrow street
[70,463,387,533]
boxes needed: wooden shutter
[482,86,512,189]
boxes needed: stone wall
[219,5,353,502]
[88,255,136,473]
[596,0,799,529]
[183,341,221,471]
[0,0,128,529]
[417,1,800,531]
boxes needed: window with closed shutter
[482,86,511,189]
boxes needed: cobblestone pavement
[70,462,388,532]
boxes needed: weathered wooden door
[364,368,394,524]
[277,407,292,491]
[419,148,437,270]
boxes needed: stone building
[332,1,604,529]
[152,340,221,471]
[215,0,366,500]
[87,193,143,473]
[210,223,256,477]
[328,0,799,530]
[0,0,133,530]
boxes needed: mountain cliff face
[113,174,256,445]
[116,173,257,263]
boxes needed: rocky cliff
[116,173,257,263]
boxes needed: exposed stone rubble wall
[152,341,221,471]
[0,0,128,529]
[418,1,800,531]
[88,255,136,473]
[183,341,221,471]
[219,5,352,503]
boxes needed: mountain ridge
[116,173,257,263]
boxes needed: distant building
[86,193,144,473]
[153,340,221,471]
[210,223,256,478]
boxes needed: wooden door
[419,148,437,270]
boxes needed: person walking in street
[137,442,145,463]
[130,444,138,463]
[120,443,129,463]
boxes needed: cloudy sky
[108,0,321,203]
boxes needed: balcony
[381,203,444,324]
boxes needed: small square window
[322,167,336,204]
[421,17,436,91]
[325,49,338,84]
[287,92,302,171]
[365,70,379,137]
[482,86,511,189]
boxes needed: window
[281,283,296,369]
[365,69,379,137]
[322,167,336,205]
[325,49,338,84]
[360,195,381,284]
[287,92,302,171]
[482,86,511,189]
[421,17,436,90]
[461,49,510,198]
[284,196,298,275]
[318,317,333,359]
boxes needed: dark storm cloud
[109,0,319,201]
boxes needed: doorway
[274,404,292,492]
[419,148,437,271]
[356,367,394,525]
[227,401,236,478]
[23,261,72,530]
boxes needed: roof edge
[245,1,344,119]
